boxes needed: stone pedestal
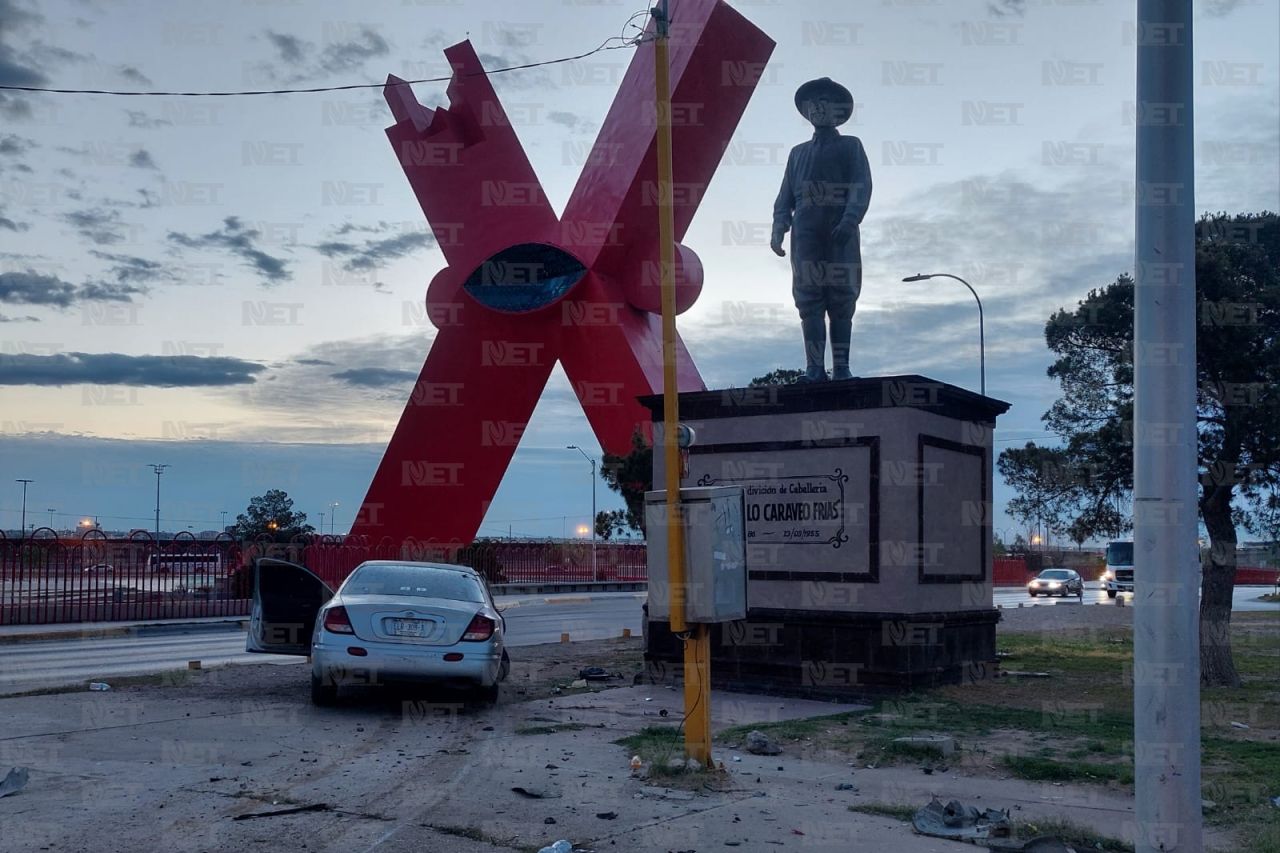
[641,375,1010,695]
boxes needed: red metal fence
[993,557,1034,586]
[3,531,1272,626]
[0,529,245,626]
[0,531,648,626]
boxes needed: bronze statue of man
[771,78,872,382]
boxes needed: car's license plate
[388,618,430,638]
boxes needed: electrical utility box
[645,486,747,623]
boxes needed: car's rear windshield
[1039,569,1072,579]
[343,565,485,603]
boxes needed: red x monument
[351,0,774,548]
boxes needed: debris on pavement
[744,730,782,755]
[537,841,572,853]
[512,786,561,800]
[835,782,857,791]
[640,786,695,801]
[231,803,331,821]
[911,798,1012,841]
[0,767,29,798]
[579,666,612,681]
[1230,721,1250,730]
[88,682,111,691]
[1000,671,1051,679]
[596,810,618,820]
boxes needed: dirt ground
[0,612,1268,852]
[996,600,1136,633]
[0,639,645,853]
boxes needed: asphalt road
[2,584,1272,695]
[0,592,646,695]
[993,580,1276,612]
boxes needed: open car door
[246,558,335,656]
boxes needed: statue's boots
[830,316,853,381]
[801,313,828,382]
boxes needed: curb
[0,619,249,646]
[490,581,647,595]
[498,591,647,611]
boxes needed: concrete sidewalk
[0,590,647,645]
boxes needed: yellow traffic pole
[653,0,713,768]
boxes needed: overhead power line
[0,34,643,98]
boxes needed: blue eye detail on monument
[463,243,587,313]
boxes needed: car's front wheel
[310,672,338,706]
[1106,590,1117,599]
[1028,591,1038,597]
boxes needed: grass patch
[881,740,947,762]
[847,802,915,822]
[615,724,683,754]
[1001,754,1133,784]
[1240,818,1280,853]
[724,619,1278,849]
[1013,816,1133,852]
[614,725,710,780]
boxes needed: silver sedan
[247,558,509,705]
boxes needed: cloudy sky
[1,0,1276,541]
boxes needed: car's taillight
[323,606,354,634]
[461,614,495,641]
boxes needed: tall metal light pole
[150,464,170,544]
[1133,2,1200,849]
[15,479,33,538]
[47,508,56,529]
[566,445,598,581]
[329,501,339,536]
[903,273,985,396]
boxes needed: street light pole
[567,445,598,581]
[1132,2,1201,848]
[329,502,339,536]
[15,479,33,538]
[150,464,170,544]
[902,273,985,396]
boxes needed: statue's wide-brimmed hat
[794,77,853,125]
